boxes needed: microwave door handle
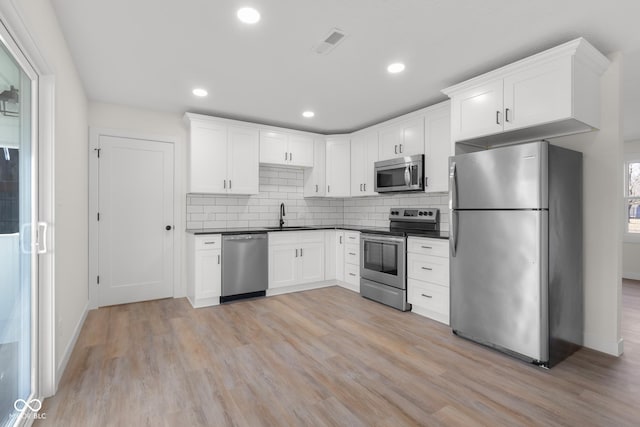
[404,167,410,186]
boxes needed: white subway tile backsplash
[186,166,449,230]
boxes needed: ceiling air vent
[314,28,347,55]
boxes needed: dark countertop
[187,225,449,240]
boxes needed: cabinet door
[259,131,288,165]
[363,132,378,195]
[298,241,325,284]
[451,80,504,142]
[336,231,345,281]
[288,134,314,167]
[269,245,298,288]
[195,249,221,299]
[326,137,351,197]
[378,124,403,160]
[350,135,366,196]
[304,138,326,197]
[503,57,572,132]
[400,117,424,157]
[424,103,451,193]
[228,126,259,194]
[324,231,337,280]
[189,123,228,193]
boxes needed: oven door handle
[361,234,406,244]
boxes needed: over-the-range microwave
[374,154,424,193]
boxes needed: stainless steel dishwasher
[221,233,268,302]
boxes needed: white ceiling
[50,0,640,138]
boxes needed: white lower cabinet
[341,231,360,292]
[187,234,222,308]
[268,231,325,290]
[407,236,450,324]
[335,231,345,281]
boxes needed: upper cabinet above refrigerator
[442,38,610,148]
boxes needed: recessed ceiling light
[387,62,406,74]
[302,111,315,118]
[237,7,260,24]
[192,88,208,97]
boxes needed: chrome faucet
[279,202,286,228]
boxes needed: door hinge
[94,148,101,158]
[97,212,100,221]
[97,275,100,284]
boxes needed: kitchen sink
[264,226,314,230]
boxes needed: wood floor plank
[35,281,640,426]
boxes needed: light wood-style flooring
[36,281,640,426]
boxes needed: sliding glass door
[0,28,37,427]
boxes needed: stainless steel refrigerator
[449,140,583,368]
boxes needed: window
[625,157,640,239]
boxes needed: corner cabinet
[442,37,610,147]
[185,114,259,194]
[303,138,326,197]
[187,234,222,308]
[325,137,351,197]
[259,130,314,168]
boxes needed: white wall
[623,139,640,279]
[550,52,624,356]
[10,0,90,374]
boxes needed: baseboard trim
[56,302,89,385]
[266,281,335,297]
[622,271,640,280]
[584,333,624,357]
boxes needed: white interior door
[98,136,174,306]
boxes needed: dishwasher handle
[223,234,267,241]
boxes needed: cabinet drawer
[407,253,449,285]
[345,243,360,266]
[344,263,360,286]
[408,279,449,315]
[195,234,222,250]
[344,231,360,244]
[407,237,448,258]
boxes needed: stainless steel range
[360,208,440,311]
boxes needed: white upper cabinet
[260,130,314,167]
[186,114,259,195]
[228,126,260,194]
[325,137,351,198]
[303,138,326,197]
[350,131,378,197]
[378,116,425,161]
[424,101,451,193]
[443,38,610,147]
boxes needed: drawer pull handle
[421,267,433,271]
[421,246,432,249]
[349,273,356,277]
[421,293,433,299]
[204,242,216,245]
[349,252,356,255]
[349,237,356,240]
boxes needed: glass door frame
[0,19,40,426]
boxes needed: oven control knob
[418,212,423,216]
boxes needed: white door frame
[89,128,181,309]
[0,4,56,408]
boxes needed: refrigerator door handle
[450,210,458,257]
[449,161,457,210]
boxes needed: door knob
[165,225,172,231]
